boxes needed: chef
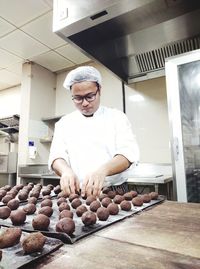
[48,66,139,197]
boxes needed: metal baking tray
[0,228,63,269]
[0,196,165,244]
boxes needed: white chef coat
[48,106,139,187]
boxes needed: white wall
[55,63,171,164]
[126,78,171,163]
[0,85,21,117]
[0,85,20,155]
[18,62,56,167]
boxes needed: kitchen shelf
[41,115,62,123]
[39,115,63,144]
[40,138,53,143]
[0,115,20,134]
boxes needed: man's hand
[52,158,80,196]
[81,169,106,197]
[60,170,80,196]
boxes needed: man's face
[71,81,101,116]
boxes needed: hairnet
[63,66,102,90]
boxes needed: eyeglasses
[72,88,99,104]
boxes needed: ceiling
[0,0,91,91]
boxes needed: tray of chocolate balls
[0,226,63,269]
[0,183,60,207]
[0,184,164,244]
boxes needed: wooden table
[24,201,200,269]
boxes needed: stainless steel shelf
[0,114,19,134]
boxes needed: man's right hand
[52,158,80,196]
[60,170,80,195]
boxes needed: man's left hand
[81,170,106,197]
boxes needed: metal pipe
[122,81,126,113]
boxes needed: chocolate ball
[107,191,116,199]
[28,197,37,204]
[23,203,36,215]
[30,191,40,199]
[81,211,97,226]
[34,186,42,192]
[113,195,125,204]
[71,198,82,209]
[41,199,53,207]
[68,193,79,202]
[27,182,34,188]
[23,185,32,192]
[15,184,24,191]
[101,197,112,207]
[56,217,75,235]
[85,195,96,205]
[132,196,143,206]
[32,214,50,230]
[123,192,133,201]
[59,209,73,219]
[96,207,109,221]
[89,200,101,212]
[107,203,119,215]
[42,188,51,196]
[0,189,7,200]
[38,206,53,217]
[76,205,88,217]
[98,193,108,201]
[7,191,17,198]
[35,183,42,189]
[130,190,138,198]
[102,187,110,194]
[0,206,11,219]
[54,185,61,194]
[3,185,11,191]
[7,199,19,210]
[57,197,66,206]
[18,191,28,201]
[58,202,70,212]
[142,194,151,203]
[47,184,54,190]
[57,191,69,198]
[120,200,132,211]
[2,195,13,204]
[22,231,46,254]
[10,209,26,225]
[150,192,159,200]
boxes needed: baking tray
[0,196,165,244]
[0,228,63,269]
[0,189,57,207]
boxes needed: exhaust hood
[53,0,200,83]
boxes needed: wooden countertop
[23,201,200,269]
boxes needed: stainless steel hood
[53,0,200,83]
